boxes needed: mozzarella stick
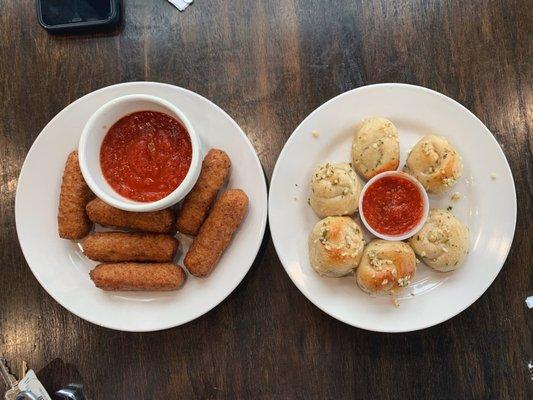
[90,263,186,291]
[83,232,179,262]
[176,149,231,235]
[58,151,94,239]
[86,198,175,233]
[184,189,248,277]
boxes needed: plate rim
[268,82,517,333]
[15,81,268,332]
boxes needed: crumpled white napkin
[168,0,193,11]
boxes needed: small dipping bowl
[359,171,429,241]
[79,94,201,212]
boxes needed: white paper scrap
[526,296,533,309]
[17,370,52,400]
[168,0,193,11]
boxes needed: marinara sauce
[362,175,424,236]
[100,111,192,202]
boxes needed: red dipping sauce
[362,175,424,236]
[100,111,192,202]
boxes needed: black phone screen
[39,0,112,26]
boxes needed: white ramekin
[358,171,429,241]
[79,94,201,212]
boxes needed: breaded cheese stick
[184,189,248,277]
[83,232,179,262]
[86,198,175,233]
[58,151,94,239]
[176,149,231,235]
[90,263,186,291]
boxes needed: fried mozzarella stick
[90,263,186,291]
[86,198,175,233]
[184,189,248,277]
[176,149,231,235]
[58,151,94,239]
[83,232,179,262]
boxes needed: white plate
[269,83,516,332]
[16,82,267,332]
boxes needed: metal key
[55,385,85,400]
[15,392,39,400]
[0,357,20,400]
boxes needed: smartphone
[36,0,121,32]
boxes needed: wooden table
[1,1,530,398]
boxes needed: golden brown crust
[372,159,400,177]
[184,189,248,277]
[86,198,175,233]
[356,240,416,294]
[176,149,231,235]
[83,232,179,262]
[308,217,364,277]
[58,151,95,239]
[404,135,463,194]
[89,262,186,291]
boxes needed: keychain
[1,356,51,400]
[1,356,84,400]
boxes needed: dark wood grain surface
[1,0,531,399]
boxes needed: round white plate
[269,83,516,332]
[16,82,267,332]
